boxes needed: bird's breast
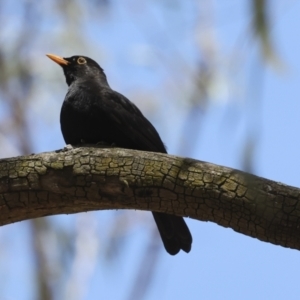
[60,86,108,145]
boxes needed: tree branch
[0,146,299,251]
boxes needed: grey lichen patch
[222,179,238,192]
[64,156,74,166]
[236,185,247,197]
[50,162,64,169]
[187,172,196,182]
[137,163,145,172]
[73,164,91,174]
[100,157,112,166]
[80,156,90,164]
[89,156,95,164]
[109,161,119,168]
[222,190,237,199]
[187,165,197,173]
[27,161,35,168]
[193,179,205,187]
[213,176,227,186]
[132,162,140,170]
[80,149,91,156]
[131,169,143,177]
[9,170,18,178]
[142,167,154,176]
[119,170,131,177]
[203,173,213,183]
[161,165,171,175]
[169,165,180,178]
[18,171,28,177]
[177,171,189,181]
[94,164,106,173]
[124,159,134,166]
[34,165,47,175]
[150,169,164,178]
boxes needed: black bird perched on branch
[46,54,192,255]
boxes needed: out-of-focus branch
[1,146,300,252]
[251,0,279,65]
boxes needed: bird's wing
[101,88,167,153]
[100,89,193,255]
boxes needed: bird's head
[46,54,108,86]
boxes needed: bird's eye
[77,57,86,64]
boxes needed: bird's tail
[152,212,192,255]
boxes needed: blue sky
[1,1,300,299]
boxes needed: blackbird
[46,54,192,255]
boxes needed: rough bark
[0,146,299,251]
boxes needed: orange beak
[46,54,69,66]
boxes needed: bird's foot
[55,144,74,153]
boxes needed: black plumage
[47,54,192,255]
